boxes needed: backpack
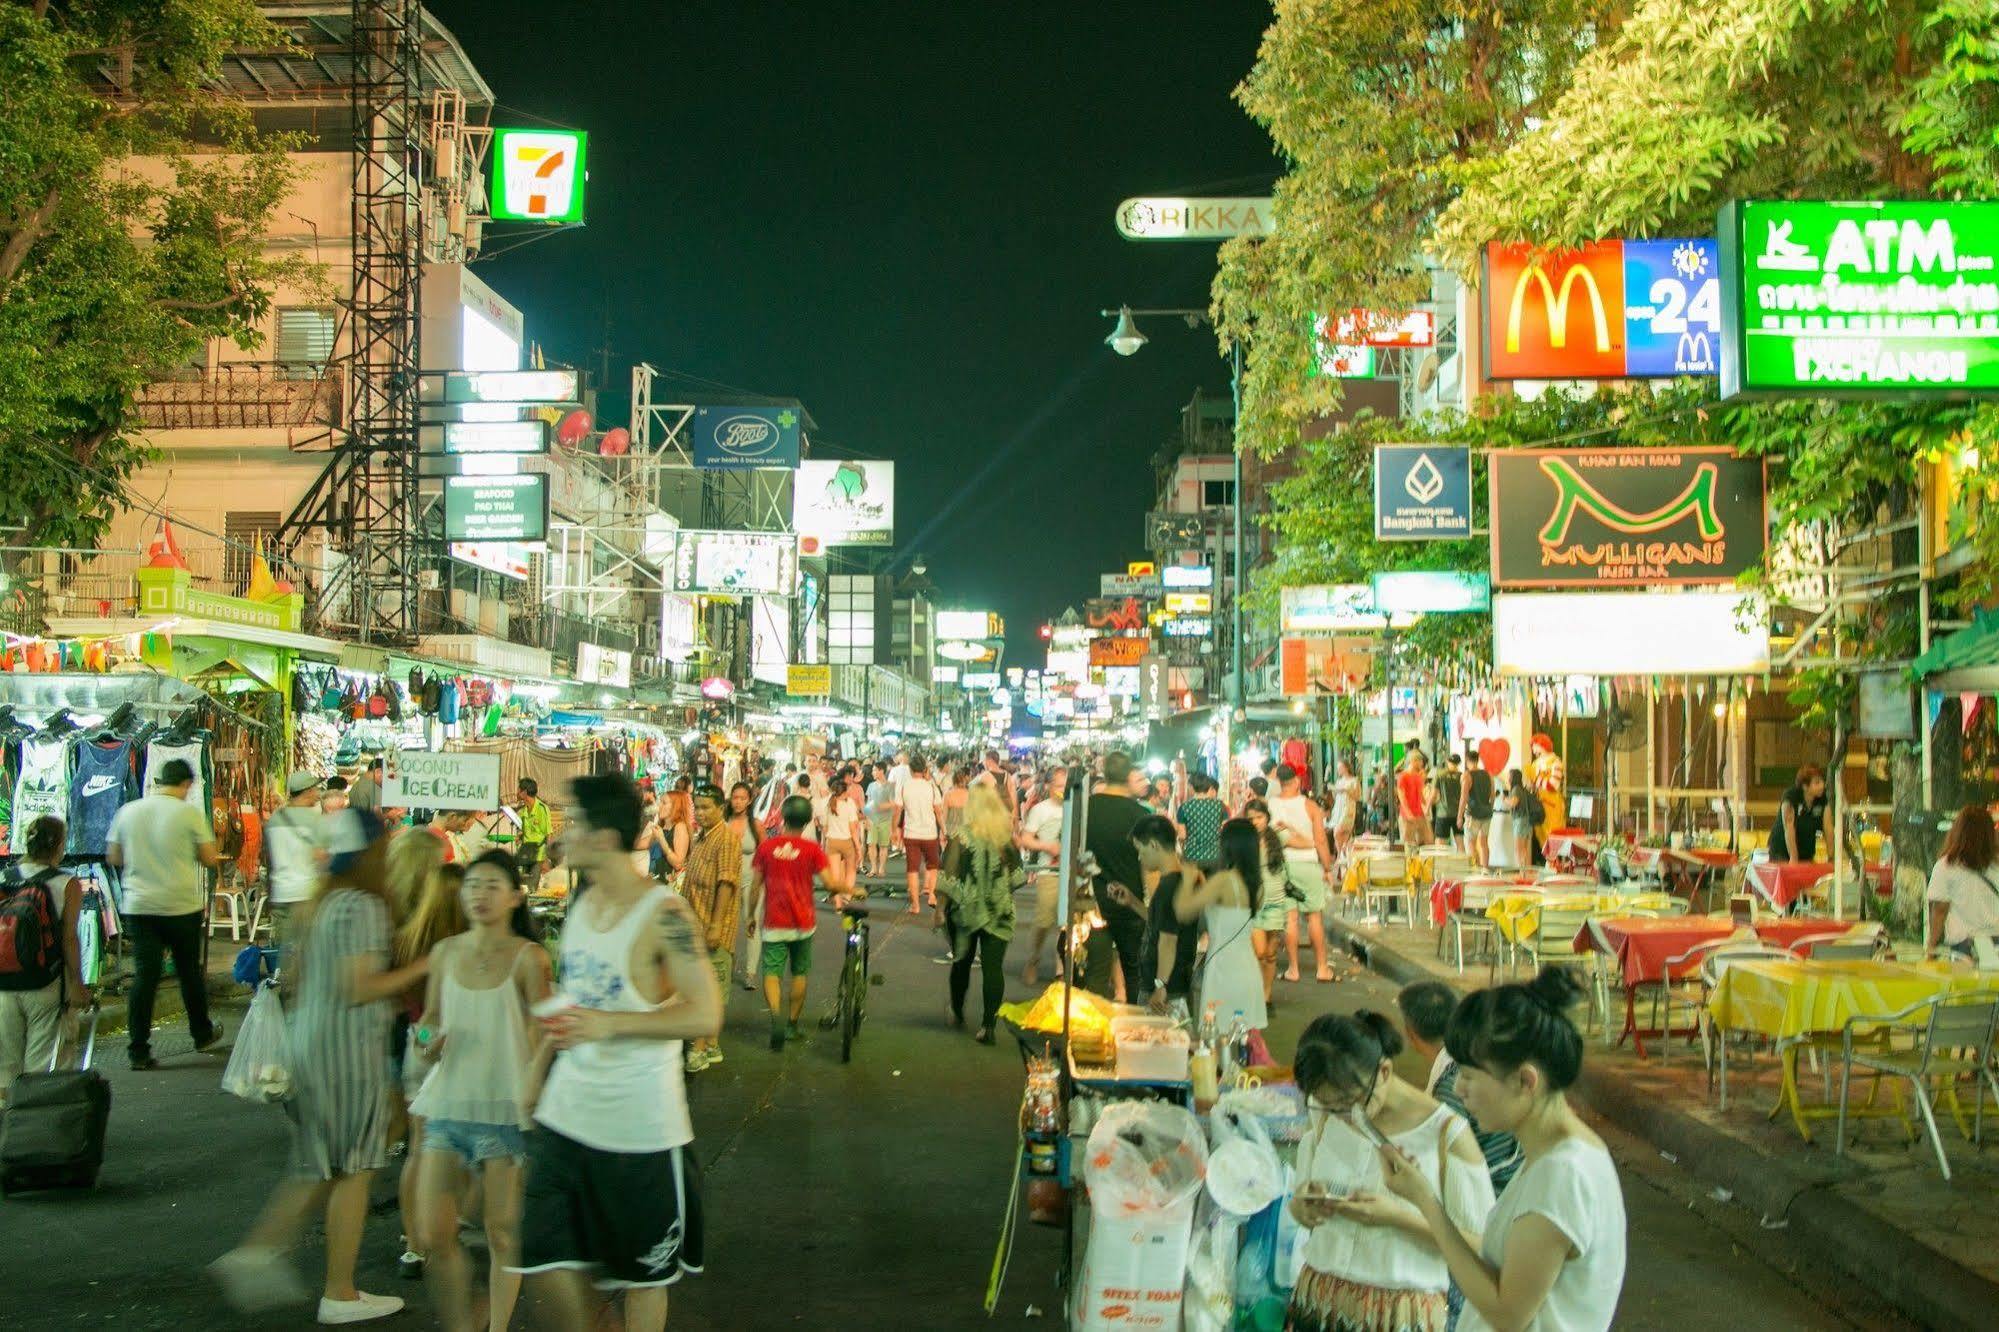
[0,867,64,991]
[1527,788,1547,827]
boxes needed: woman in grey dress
[212,812,432,1324]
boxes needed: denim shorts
[425,1117,527,1166]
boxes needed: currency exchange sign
[1720,200,1999,399]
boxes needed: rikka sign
[1488,448,1767,588]
[1114,196,1273,241]
[1719,200,1999,398]
[1374,445,1473,540]
[691,405,802,470]
[1483,240,1722,380]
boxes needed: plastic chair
[1836,992,1999,1180]
[209,885,249,941]
[1362,852,1413,927]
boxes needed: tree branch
[0,186,63,300]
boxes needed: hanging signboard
[440,420,550,455]
[1100,572,1162,599]
[1088,636,1150,668]
[441,369,579,405]
[786,663,832,696]
[382,751,502,813]
[575,641,633,688]
[1163,591,1212,614]
[1483,239,1721,380]
[1370,570,1490,613]
[1493,591,1768,676]
[1374,445,1473,540]
[1280,583,1384,633]
[443,474,548,543]
[1719,199,1999,399]
[792,459,893,545]
[1337,310,1437,348]
[1280,636,1377,696]
[1147,511,1206,547]
[1114,196,1273,241]
[1489,447,1767,588]
[934,610,1001,640]
[1084,598,1145,631]
[491,127,588,224]
[1161,564,1213,590]
[1309,314,1376,378]
[1161,617,1212,638]
[668,530,798,596]
[691,405,803,470]
[1140,653,1170,719]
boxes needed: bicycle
[818,902,872,1063]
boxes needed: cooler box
[1111,1016,1191,1083]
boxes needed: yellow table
[1708,958,1999,1140]
[1486,892,1625,943]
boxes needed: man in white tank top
[1268,764,1338,984]
[512,774,721,1332]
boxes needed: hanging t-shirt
[13,734,72,847]
[69,738,136,856]
[143,738,210,831]
[0,743,16,856]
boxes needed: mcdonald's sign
[1483,239,1722,380]
[1489,447,1767,587]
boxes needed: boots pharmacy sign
[491,128,588,224]
[1719,200,1999,398]
[1489,448,1767,588]
[1483,239,1721,379]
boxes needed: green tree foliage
[0,0,309,567]
[1212,0,1623,461]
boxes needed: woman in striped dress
[212,811,432,1325]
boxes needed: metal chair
[1522,904,1593,971]
[1442,877,1504,975]
[1788,933,1878,961]
[1362,852,1414,926]
[1836,992,1999,1180]
[1701,942,1800,1103]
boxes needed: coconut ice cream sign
[1721,200,1999,398]
[792,459,895,547]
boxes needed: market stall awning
[45,616,346,659]
[1912,609,1999,682]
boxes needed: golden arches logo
[1505,262,1612,355]
[1537,459,1724,544]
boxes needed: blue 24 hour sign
[691,405,803,471]
[1374,445,1473,541]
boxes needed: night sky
[431,1,1279,638]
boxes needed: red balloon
[598,426,631,456]
[555,409,592,447]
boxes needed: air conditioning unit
[450,589,480,628]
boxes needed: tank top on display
[143,739,208,828]
[409,945,533,1127]
[534,883,692,1152]
[69,739,134,856]
[13,736,72,843]
[1267,792,1316,861]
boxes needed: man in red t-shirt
[749,795,832,1051]
[1396,751,1431,850]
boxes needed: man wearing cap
[265,772,326,969]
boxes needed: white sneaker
[318,1291,405,1324]
[211,1247,308,1311]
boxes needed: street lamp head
[1106,306,1147,357]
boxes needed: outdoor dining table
[1573,916,1863,1058]
[1629,845,1740,909]
[1706,957,1999,1140]
[1427,873,1538,926]
[1486,891,1625,944]
[1744,860,1895,912]
[1342,849,1433,899]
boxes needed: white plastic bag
[220,982,293,1103]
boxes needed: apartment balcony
[136,362,345,433]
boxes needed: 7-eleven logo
[496,129,586,223]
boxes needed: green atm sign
[1721,200,1999,398]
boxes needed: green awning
[1913,609,1999,679]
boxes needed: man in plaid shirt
[680,784,740,1071]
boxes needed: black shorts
[514,1126,704,1290]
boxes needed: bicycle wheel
[839,950,860,1063]
[852,923,871,1036]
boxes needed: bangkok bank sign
[1483,239,1722,380]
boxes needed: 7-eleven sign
[492,128,588,224]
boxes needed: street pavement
[4,875,1915,1330]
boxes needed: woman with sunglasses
[1286,1010,1493,1331]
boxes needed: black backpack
[1527,788,1548,827]
[0,867,64,992]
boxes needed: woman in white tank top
[410,851,553,1332]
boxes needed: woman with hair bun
[1376,967,1628,1332]
[1285,1009,1493,1331]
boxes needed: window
[275,307,336,379]
[224,511,282,589]
[1202,480,1235,508]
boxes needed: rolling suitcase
[0,1004,109,1196]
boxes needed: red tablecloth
[1745,861,1893,910]
[1429,874,1539,926]
[1573,915,1864,983]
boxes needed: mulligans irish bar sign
[1489,448,1768,587]
[1720,200,1999,398]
